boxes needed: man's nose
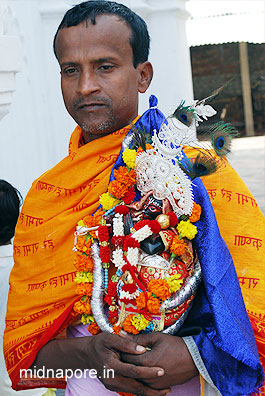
[77,70,100,96]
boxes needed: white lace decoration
[119,289,140,300]
[135,138,193,216]
[127,247,139,267]
[113,214,124,236]
[112,248,126,270]
[132,225,153,242]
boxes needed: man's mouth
[77,103,105,111]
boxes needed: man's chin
[79,118,117,142]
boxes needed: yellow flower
[177,220,197,240]
[81,314,95,325]
[74,271,93,284]
[131,314,150,331]
[122,148,137,169]
[78,220,85,226]
[166,274,184,293]
[99,192,121,211]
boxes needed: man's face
[55,15,152,143]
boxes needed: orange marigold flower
[137,147,144,155]
[189,202,202,223]
[170,234,187,256]
[74,255,94,272]
[146,144,154,150]
[73,299,92,315]
[83,214,95,228]
[113,167,136,186]
[147,296,161,314]
[113,324,122,335]
[108,180,129,199]
[148,279,170,301]
[88,322,101,335]
[123,314,139,334]
[76,283,93,296]
[136,292,148,310]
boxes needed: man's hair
[53,0,150,68]
[0,180,22,244]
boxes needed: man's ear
[137,61,153,93]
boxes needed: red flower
[124,236,140,250]
[114,205,129,215]
[168,211,179,227]
[122,187,136,204]
[122,284,138,293]
[98,225,109,241]
[133,220,149,231]
[100,246,110,262]
[149,220,161,234]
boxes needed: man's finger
[110,358,165,379]
[103,333,147,354]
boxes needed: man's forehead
[55,14,132,59]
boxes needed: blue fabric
[110,95,264,396]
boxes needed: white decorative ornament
[135,126,194,216]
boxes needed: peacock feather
[170,100,197,127]
[196,78,234,105]
[178,151,219,180]
[207,121,239,157]
[130,125,152,151]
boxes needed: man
[4,2,264,396]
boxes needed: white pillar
[142,0,193,115]
[0,1,21,121]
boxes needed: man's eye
[64,68,77,74]
[99,65,114,71]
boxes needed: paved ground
[229,135,265,214]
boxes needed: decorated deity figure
[71,96,228,336]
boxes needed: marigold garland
[131,314,150,331]
[99,192,121,211]
[123,314,139,334]
[113,167,136,186]
[166,274,184,293]
[108,180,129,199]
[147,296,161,314]
[170,234,187,256]
[88,322,101,335]
[177,220,198,240]
[74,255,94,272]
[189,202,202,223]
[148,279,171,301]
[122,148,137,168]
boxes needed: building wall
[190,42,265,136]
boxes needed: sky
[185,0,265,46]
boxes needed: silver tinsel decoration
[161,260,202,311]
[90,242,113,333]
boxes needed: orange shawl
[4,133,265,392]
[3,123,133,389]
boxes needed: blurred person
[0,180,51,396]
[3,2,264,396]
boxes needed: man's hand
[86,332,171,395]
[33,333,171,396]
[119,332,198,389]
